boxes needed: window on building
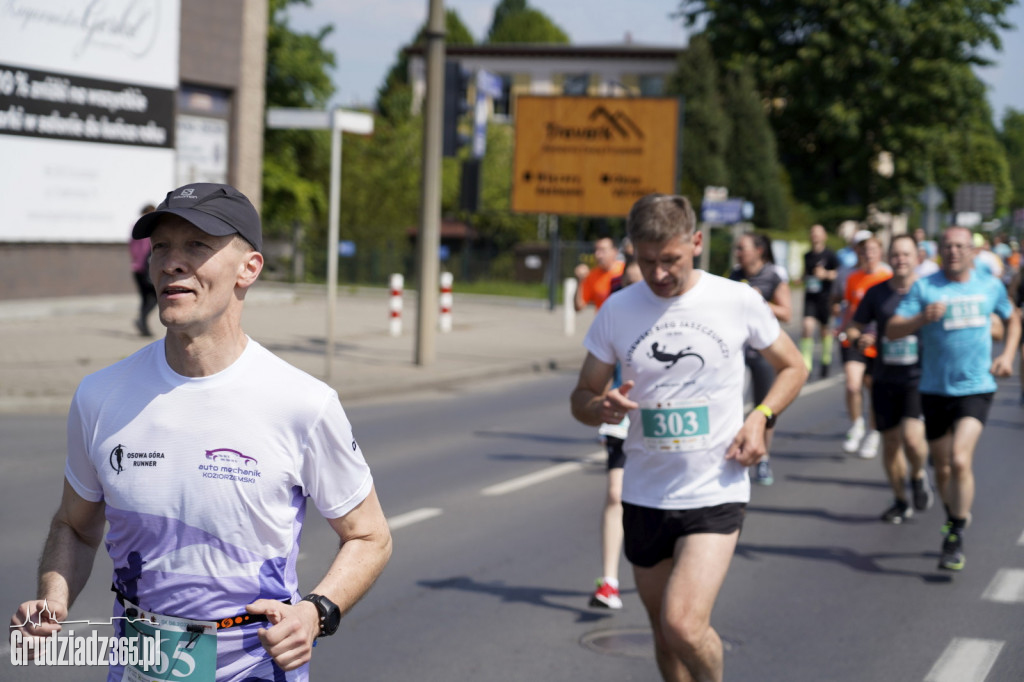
[177,84,232,185]
[492,74,513,118]
[563,74,590,96]
[638,75,665,96]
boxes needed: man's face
[733,236,759,270]
[635,233,701,299]
[593,238,618,270]
[860,240,882,268]
[889,238,916,278]
[149,216,253,333]
[809,225,826,248]
[940,227,973,277]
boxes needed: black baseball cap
[132,183,262,252]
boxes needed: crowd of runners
[574,218,1022,625]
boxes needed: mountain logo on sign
[588,106,644,139]
[545,106,645,141]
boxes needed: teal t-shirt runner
[893,270,1013,396]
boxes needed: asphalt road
[2,370,1023,681]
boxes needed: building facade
[405,43,682,119]
[0,0,267,299]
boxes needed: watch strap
[754,403,777,428]
[301,593,339,637]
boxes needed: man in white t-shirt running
[9,183,392,681]
[571,194,807,682]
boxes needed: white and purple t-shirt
[66,338,373,681]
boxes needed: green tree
[721,63,788,231]
[664,35,728,201]
[262,0,336,248]
[678,0,1016,215]
[487,0,528,40]
[1001,109,1024,209]
[377,10,475,123]
[488,8,570,44]
[462,123,536,248]
[927,90,1012,216]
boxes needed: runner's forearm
[1000,311,1022,361]
[37,514,101,610]
[571,387,605,426]
[315,490,392,618]
[758,363,806,417]
[885,314,924,339]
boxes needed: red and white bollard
[439,271,453,333]
[388,273,403,337]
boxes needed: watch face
[304,594,342,636]
[322,600,341,635]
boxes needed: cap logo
[179,188,195,198]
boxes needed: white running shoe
[858,430,880,459]
[589,579,623,609]
[842,420,865,453]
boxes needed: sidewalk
[0,283,596,414]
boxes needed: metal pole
[547,215,559,311]
[699,222,711,271]
[415,0,445,365]
[325,113,342,381]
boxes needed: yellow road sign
[511,96,679,217]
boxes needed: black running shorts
[803,293,832,326]
[920,392,995,441]
[841,344,875,374]
[605,436,626,470]
[623,502,746,568]
[871,381,924,432]
[744,348,775,407]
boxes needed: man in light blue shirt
[888,226,1020,572]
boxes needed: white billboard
[176,115,229,186]
[0,0,179,242]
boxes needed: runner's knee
[661,610,711,654]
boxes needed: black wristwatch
[301,593,341,637]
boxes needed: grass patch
[452,280,552,299]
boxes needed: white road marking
[924,638,1004,682]
[481,451,604,497]
[387,507,443,531]
[981,568,1024,604]
[743,375,842,414]
[798,374,844,397]
[481,375,839,500]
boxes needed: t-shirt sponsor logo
[198,447,261,484]
[109,444,165,473]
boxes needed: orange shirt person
[575,237,625,312]
[842,267,893,359]
[837,235,891,458]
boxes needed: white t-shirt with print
[584,273,780,510]
[66,338,372,681]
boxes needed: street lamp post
[265,107,373,383]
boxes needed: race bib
[640,399,711,452]
[942,296,986,330]
[123,600,217,682]
[881,335,918,366]
[805,275,822,294]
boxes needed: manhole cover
[580,628,653,658]
[580,628,740,658]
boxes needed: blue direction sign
[701,199,745,224]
